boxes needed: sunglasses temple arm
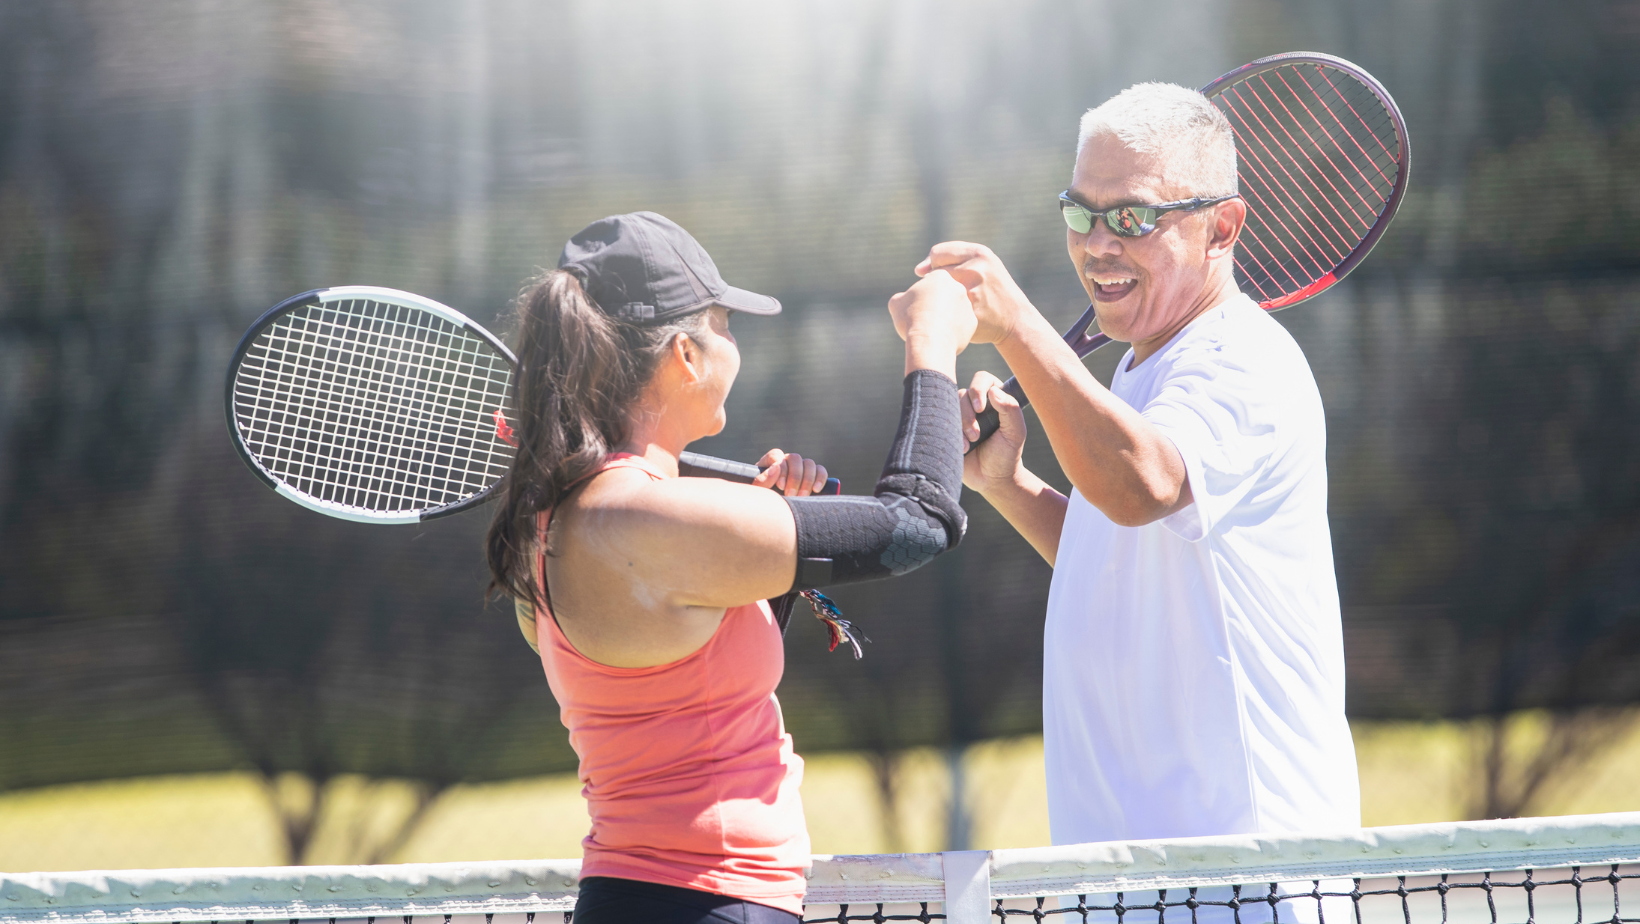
[967,304,1112,449]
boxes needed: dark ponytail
[486,269,706,607]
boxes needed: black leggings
[571,876,801,924]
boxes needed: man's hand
[887,269,976,379]
[960,371,1026,495]
[956,369,1067,566]
[751,448,829,496]
[887,269,978,346]
[917,242,1035,346]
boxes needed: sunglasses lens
[1061,202,1094,234]
[1106,207,1151,237]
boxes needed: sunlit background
[2,0,1638,872]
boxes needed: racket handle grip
[969,308,1110,449]
[678,451,842,496]
[969,376,1030,450]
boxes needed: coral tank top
[531,454,809,915]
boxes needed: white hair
[1076,82,1238,198]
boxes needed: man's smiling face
[1066,134,1223,348]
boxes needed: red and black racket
[971,51,1410,442]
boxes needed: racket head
[225,286,518,524]
[1201,52,1411,310]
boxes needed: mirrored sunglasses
[1059,192,1238,237]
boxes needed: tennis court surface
[5,813,1636,924]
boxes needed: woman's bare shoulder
[563,470,786,553]
[553,465,797,613]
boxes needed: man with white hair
[922,83,1360,846]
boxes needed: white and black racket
[226,286,836,524]
[972,51,1410,441]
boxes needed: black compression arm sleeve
[785,370,968,589]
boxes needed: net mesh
[972,869,1640,924]
[231,297,515,517]
[5,814,1637,924]
[1208,61,1403,307]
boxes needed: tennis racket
[971,51,1410,442]
[225,285,837,525]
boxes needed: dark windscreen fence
[1,0,1638,798]
[3,815,1637,924]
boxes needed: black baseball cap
[557,211,781,324]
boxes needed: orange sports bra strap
[595,452,671,481]
[536,452,671,560]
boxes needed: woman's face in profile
[691,307,740,435]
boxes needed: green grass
[4,714,1639,873]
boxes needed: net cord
[5,813,1637,924]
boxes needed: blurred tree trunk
[262,773,331,867]
[1468,707,1639,819]
[866,748,906,854]
[360,780,447,866]
[261,772,450,865]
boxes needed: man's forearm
[978,467,1068,566]
[995,311,1189,527]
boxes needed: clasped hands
[886,241,1034,491]
[886,242,1025,346]
[752,243,1015,500]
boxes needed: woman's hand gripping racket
[969,51,1410,443]
[225,286,837,524]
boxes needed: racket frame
[224,286,519,525]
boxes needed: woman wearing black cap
[487,212,978,923]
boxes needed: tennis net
[4,813,1636,924]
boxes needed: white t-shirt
[1043,292,1360,849]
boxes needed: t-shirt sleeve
[1140,346,1286,541]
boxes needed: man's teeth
[1093,277,1136,286]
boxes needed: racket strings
[1228,85,1375,253]
[233,298,515,515]
[1238,86,1377,237]
[1231,94,1395,234]
[1252,73,1388,219]
[1310,67,1398,167]
[240,309,507,512]
[280,301,513,507]
[239,312,473,511]
[1243,75,1394,218]
[1211,62,1403,304]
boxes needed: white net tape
[231,298,514,516]
[5,813,1637,924]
